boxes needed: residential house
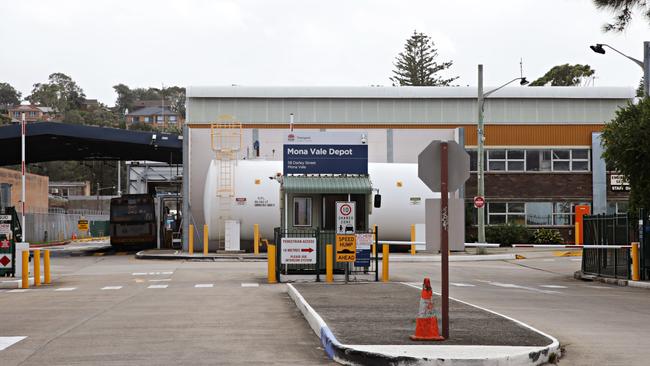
[125,106,182,128]
[8,105,55,123]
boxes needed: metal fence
[582,214,636,279]
[23,212,110,243]
[273,227,379,282]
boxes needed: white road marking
[542,259,555,262]
[0,336,26,351]
[588,285,611,289]
[482,281,562,294]
[241,283,259,288]
[132,272,147,276]
[149,278,171,282]
[55,287,77,291]
[540,285,568,289]
[195,284,214,288]
[101,286,123,290]
[451,283,475,287]
[161,271,173,275]
[8,289,28,293]
[570,259,582,262]
[148,284,168,289]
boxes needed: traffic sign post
[418,140,470,340]
[336,202,356,234]
[336,234,356,284]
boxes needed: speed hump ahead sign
[336,235,356,262]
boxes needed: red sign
[0,239,10,249]
[0,255,10,267]
[473,196,485,209]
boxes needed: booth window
[293,197,312,227]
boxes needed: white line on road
[451,283,475,287]
[161,271,173,275]
[132,272,147,276]
[542,259,555,262]
[0,336,26,351]
[148,285,168,289]
[241,283,259,288]
[570,259,582,262]
[8,289,28,293]
[101,286,123,290]
[478,280,561,294]
[149,278,171,282]
[195,284,214,288]
[540,285,568,289]
[587,285,611,289]
[55,287,77,291]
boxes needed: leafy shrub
[532,228,564,244]
[485,223,531,246]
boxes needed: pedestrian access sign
[336,234,356,262]
[281,237,317,264]
[336,201,356,234]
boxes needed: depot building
[182,86,634,248]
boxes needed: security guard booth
[274,131,377,280]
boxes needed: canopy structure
[0,122,182,165]
[282,176,372,194]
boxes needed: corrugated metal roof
[283,176,372,194]
[187,86,634,100]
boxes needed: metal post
[316,228,320,282]
[20,112,26,243]
[182,123,189,251]
[33,249,40,286]
[326,244,333,283]
[374,225,379,282]
[643,41,650,97]
[440,142,450,339]
[476,65,486,253]
[117,161,121,196]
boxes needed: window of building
[132,117,138,123]
[293,197,312,227]
[606,201,629,215]
[143,116,151,123]
[488,202,525,225]
[571,149,590,171]
[169,115,177,122]
[13,112,20,118]
[526,202,553,225]
[156,115,164,123]
[29,111,37,117]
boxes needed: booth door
[322,194,366,231]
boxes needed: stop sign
[418,140,470,192]
[474,196,485,208]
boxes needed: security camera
[361,134,367,144]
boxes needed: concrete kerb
[574,270,650,289]
[287,283,561,366]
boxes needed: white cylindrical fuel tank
[203,160,442,241]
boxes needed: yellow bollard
[21,251,29,289]
[410,224,416,255]
[632,242,640,281]
[267,244,277,284]
[382,244,389,282]
[575,221,580,245]
[254,224,260,255]
[189,224,194,255]
[372,224,377,257]
[326,244,333,283]
[203,224,209,255]
[33,249,41,286]
[44,250,51,284]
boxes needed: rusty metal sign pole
[440,142,450,339]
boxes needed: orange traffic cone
[410,277,444,341]
[71,233,77,240]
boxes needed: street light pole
[590,41,650,96]
[477,65,486,247]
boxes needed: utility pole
[477,65,486,250]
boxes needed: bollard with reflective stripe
[44,250,51,284]
[632,242,640,281]
[326,244,333,283]
[254,224,260,255]
[33,249,41,286]
[21,251,29,289]
[410,224,416,255]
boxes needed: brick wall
[0,168,49,213]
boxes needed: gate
[273,227,379,282]
[582,214,636,279]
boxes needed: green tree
[28,73,86,112]
[529,64,595,86]
[0,82,22,110]
[637,77,644,97]
[390,31,458,86]
[113,83,135,114]
[601,97,650,210]
[594,0,650,31]
[113,84,185,118]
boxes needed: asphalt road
[391,255,650,366]
[0,254,333,366]
[2,248,650,365]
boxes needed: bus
[109,194,156,247]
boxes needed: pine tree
[390,31,458,86]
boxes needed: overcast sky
[1,0,648,105]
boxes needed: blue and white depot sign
[283,132,368,175]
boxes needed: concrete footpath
[289,282,560,366]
